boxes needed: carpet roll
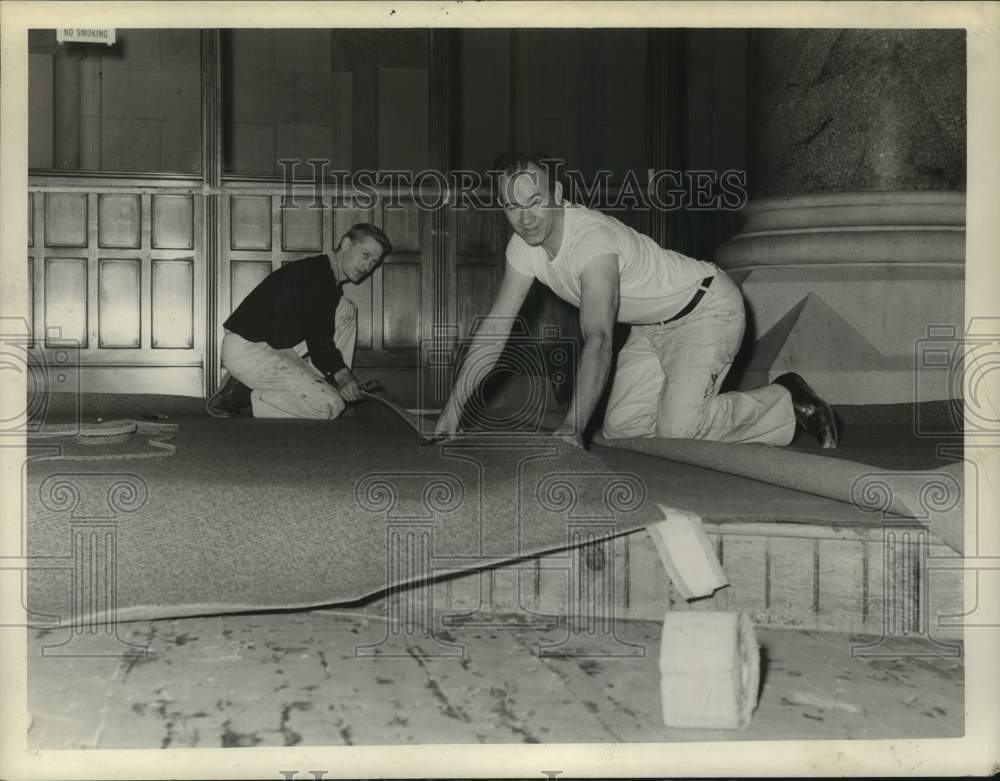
[593,435,964,554]
[659,610,760,730]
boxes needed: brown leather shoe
[206,375,252,418]
[773,372,839,449]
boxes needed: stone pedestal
[719,191,964,403]
[719,30,966,404]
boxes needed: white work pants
[220,296,358,420]
[602,270,795,445]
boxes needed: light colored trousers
[602,269,796,445]
[220,296,357,419]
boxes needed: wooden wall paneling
[98,193,141,249]
[29,182,205,394]
[44,192,87,248]
[372,261,385,355]
[31,192,44,342]
[140,193,153,350]
[44,257,88,347]
[190,195,206,358]
[152,194,195,250]
[332,201,373,245]
[213,194,231,378]
[428,29,457,402]
[382,263,421,349]
[455,207,496,257]
[152,259,195,349]
[925,542,964,641]
[432,207,458,406]
[230,260,272,314]
[270,195,283,267]
[380,199,426,353]
[344,272,374,352]
[534,550,572,617]
[322,195,335,256]
[455,264,497,339]
[382,200,422,254]
[874,529,927,639]
[27,258,35,346]
[280,199,323,253]
[766,535,820,629]
[230,195,272,251]
[86,193,99,350]
[818,537,867,630]
[865,535,891,637]
[420,200,437,356]
[98,258,142,348]
[202,29,223,393]
[624,532,671,613]
[714,534,768,616]
[27,194,34,248]
[454,206,503,339]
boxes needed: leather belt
[642,275,715,326]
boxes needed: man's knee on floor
[320,392,346,419]
[301,381,346,419]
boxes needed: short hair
[491,152,564,197]
[338,222,393,257]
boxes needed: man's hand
[551,425,585,450]
[333,368,363,402]
[433,403,461,439]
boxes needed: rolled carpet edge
[593,435,964,554]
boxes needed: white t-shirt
[506,204,716,324]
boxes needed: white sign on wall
[56,28,116,45]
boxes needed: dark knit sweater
[223,254,347,379]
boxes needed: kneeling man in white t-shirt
[434,153,838,450]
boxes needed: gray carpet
[25,399,664,624]
[25,393,964,626]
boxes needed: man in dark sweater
[207,223,392,419]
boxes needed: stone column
[718,29,966,404]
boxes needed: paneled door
[27,183,206,396]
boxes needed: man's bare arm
[434,265,535,436]
[555,254,620,446]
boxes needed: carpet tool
[357,379,444,445]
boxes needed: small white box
[659,610,760,730]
